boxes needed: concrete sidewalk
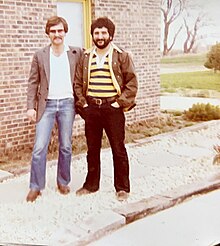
[1,119,220,245]
[90,188,220,246]
[160,65,209,74]
[160,96,220,111]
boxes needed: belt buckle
[95,98,102,105]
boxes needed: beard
[93,37,111,49]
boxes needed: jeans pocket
[77,105,89,119]
[66,98,74,105]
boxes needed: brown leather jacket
[74,43,138,112]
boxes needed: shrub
[204,43,220,72]
[184,103,220,121]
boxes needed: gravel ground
[1,121,220,244]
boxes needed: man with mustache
[26,16,82,202]
[74,17,138,201]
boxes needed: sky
[196,0,220,45]
[161,0,220,51]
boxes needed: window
[57,0,91,48]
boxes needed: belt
[87,96,117,106]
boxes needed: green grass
[161,71,220,91]
[160,53,220,93]
[161,53,206,65]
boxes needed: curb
[114,173,220,224]
[51,172,220,246]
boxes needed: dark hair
[45,16,68,35]
[90,17,115,39]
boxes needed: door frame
[57,0,92,48]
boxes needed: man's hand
[27,109,36,123]
[111,101,120,108]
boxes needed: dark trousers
[83,103,130,192]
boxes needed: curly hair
[45,16,68,35]
[90,17,115,39]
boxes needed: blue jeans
[83,103,130,192]
[29,98,75,190]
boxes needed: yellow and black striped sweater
[87,54,117,98]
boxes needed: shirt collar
[50,44,69,53]
[93,47,110,58]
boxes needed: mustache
[53,37,62,40]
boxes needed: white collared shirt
[93,48,110,68]
[48,45,73,99]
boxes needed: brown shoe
[116,190,129,201]
[76,187,95,196]
[26,189,41,202]
[57,184,70,195]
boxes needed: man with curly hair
[74,17,138,201]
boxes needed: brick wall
[0,0,161,154]
[0,0,56,153]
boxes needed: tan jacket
[27,45,82,122]
[74,43,138,112]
